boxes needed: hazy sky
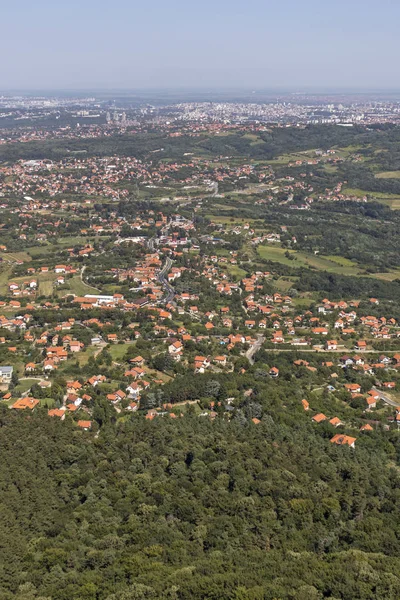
[1,0,399,90]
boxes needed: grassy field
[28,235,109,258]
[273,277,297,292]
[343,187,400,201]
[109,343,132,361]
[0,270,58,296]
[39,274,58,296]
[257,245,400,281]
[0,266,12,294]
[15,378,42,395]
[76,346,98,366]
[65,275,100,296]
[375,171,400,179]
[225,264,247,280]
[257,245,364,275]
[205,214,252,225]
[292,297,315,308]
[0,251,32,263]
[377,198,400,210]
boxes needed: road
[372,387,399,408]
[158,256,175,304]
[245,335,265,365]
[210,181,219,197]
[80,266,101,292]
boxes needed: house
[48,408,65,419]
[214,355,227,367]
[360,423,373,432]
[329,417,343,428]
[344,383,361,395]
[67,381,82,394]
[77,420,92,430]
[130,356,144,367]
[69,340,83,353]
[301,399,309,411]
[126,382,141,398]
[269,367,279,378]
[355,340,367,351]
[168,340,183,360]
[11,397,39,410]
[325,340,337,351]
[312,413,327,423]
[330,434,356,448]
[194,356,211,373]
[366,396,377,410]
[0,365,13,384]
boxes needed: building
[0,366,13,385]
[330,434,356,448]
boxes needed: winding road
[245,335,265,365]
[158,257,175,304]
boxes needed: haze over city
[1,0,400,90]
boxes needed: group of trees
[0,406,400,599]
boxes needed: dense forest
[2,123,400,163]
[1,407,400,600]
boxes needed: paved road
[80,266,102,292]
[372,386,399,408]
[246,335,265,365]
[158,257,175,304]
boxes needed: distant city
[1,91,400,139]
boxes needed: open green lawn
[257,245,364,275]
[377,198,400,210]
[343,187,400,201]
[375,171,400,179]
[77,346,98,366]
[64,275,100,296]
[0,266,12,294]
[109,343,132,361]
[292,296,316,308]
[205,214,250,224]
[0,251,32,263]
[257,245,400,281]
[15,378,41,395]
[273,277,297,292]
[0,271,57,296]
[225,264,247,280]
[39,274,58,296]
[323,255,358,267]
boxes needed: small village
[1,191,400,451]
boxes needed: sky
[1,0,399,91]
